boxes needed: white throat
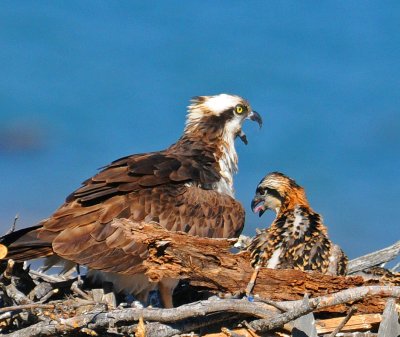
[214,125,239,197]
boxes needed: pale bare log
[377,298,400,337]
[348,241,400,274]
[274,285,400,314]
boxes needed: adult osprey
[249,172,347,276]
[1,94,262,307]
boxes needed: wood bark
[113,219,398,314]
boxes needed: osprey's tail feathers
[0,225,54,262]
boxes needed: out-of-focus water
[0,2,399,260]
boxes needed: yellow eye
[235,104,245,114]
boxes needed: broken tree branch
[348,241,400,274]
[249,295,318,333]
[110,219,399,313]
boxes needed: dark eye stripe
[257,186,283,200]
[256,186,265,194]
[265,187,283,200]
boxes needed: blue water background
[0,2,399,260]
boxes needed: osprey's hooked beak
[251,193,266,217]
[248,110,262,128]
[238,110,262,145]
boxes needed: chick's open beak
[251,194,266,217]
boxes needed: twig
[0,303,55,313]
[0,312,12,321]
[80,327,99,336]
[221,327,246,337]
[391,262,400,272]
[29,269,67,283]
[248,294,319,332]
[241,321,258,336]
[328,306,357,337]
[4,214,18,236]
[38,288,59,303]
[3,283,32,305]
[253,297,286,312]
[273,285,400,312]
[71,281,92,301]
[3,259,15,279]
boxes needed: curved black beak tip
[250,198,257,212]
[250,110,262,128]
[251,195,266,217]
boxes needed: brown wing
[34,150,244,274]
[0,226,53,261]
[39,185,244,274]
[65,149,220,205]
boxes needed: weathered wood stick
[348,241,400,274]
[327,306,357,337]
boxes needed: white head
[185,93,262,143]
[184,94,262,196]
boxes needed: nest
[0,220,399,337]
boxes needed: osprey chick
[249,172,347,275]
[1,94,262,307]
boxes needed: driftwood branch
[377,298,400,337]
[249,295,318,333]
[348,240,400,273]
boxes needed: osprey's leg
[158,278,179,308]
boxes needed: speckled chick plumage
[248,172,347,276]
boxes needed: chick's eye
[257,187,266,195]
[235,104,245,114]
